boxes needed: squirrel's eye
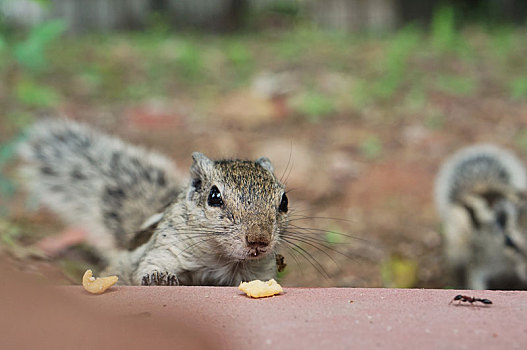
[279,193,288,213]
[208,185,223,207]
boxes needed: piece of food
[238,279,283,298]
[82,269,118,294]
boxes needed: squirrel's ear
[256,157,274,173]
[190,152,214,183]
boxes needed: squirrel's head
[186,152,288,261]
[458,190,527,286]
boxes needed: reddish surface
[1,261,526,349]
[58,286,527,349]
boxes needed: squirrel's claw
[141,271,179,286]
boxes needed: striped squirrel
[435,144,527,290]
[19,119,289,286]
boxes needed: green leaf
[13,19,66,71]
[177,41,203,81]
[435,75,477,96]
[359,135,383,160]
[0,35,6,52]
[0,139,17,166]
[325,230,345,244]
[31,0,53,8]
[431,6,457,52]
[361,25,421,102]
[290,91,335,122]
[511,76,527,100]
[226,41,252,66]
[515,128,527,154]
[6,112,35,129]
[424,113,445,130]
[0,177,15,197]
[15,79,61,107]
[381,256,418,288]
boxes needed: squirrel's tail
[434,144,526,220]
[18,119,181,253]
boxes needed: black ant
[449,294,493,306]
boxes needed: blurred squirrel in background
[19,119,289,286]
[435,144,527,290]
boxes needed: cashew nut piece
[82,269,118,294]
[238,279,283,298]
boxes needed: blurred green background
[1,0,527,288]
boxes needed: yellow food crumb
[238,279,283,298]
[82,269,118,294]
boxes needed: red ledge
[3,279,527,350]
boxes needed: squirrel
[19,119,289,286]
[434,144,527,290]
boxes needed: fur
[435,144,527,289]
[19,119,287,286]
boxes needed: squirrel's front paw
[141,271,179,286]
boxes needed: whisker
[280,142,293,184]
[281,237,330,279]
[277,247,304,279]
[174,235,219,257]
[285,224,371,244]
[283,157,294,186]
[282,233,360,264]
[286,214,356,224]
[229,260,240,286]
[282,235,343,272]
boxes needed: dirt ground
[2,27,527,288]
[3,107,526,289]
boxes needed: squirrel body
[19,119,287,286]
[435,144,527,290]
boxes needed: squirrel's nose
[245,235,269,257]
[245,235,270,248]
